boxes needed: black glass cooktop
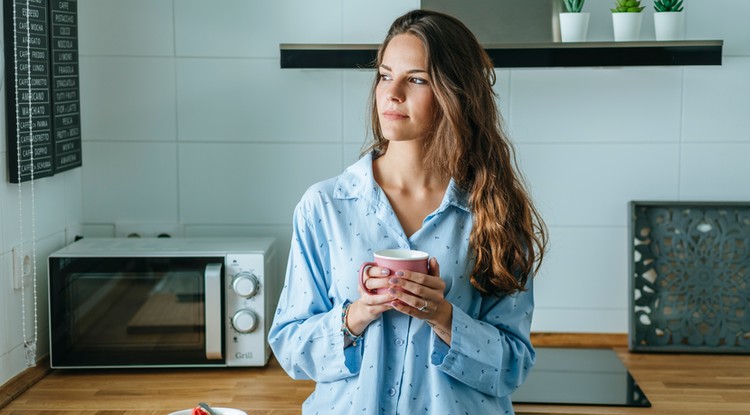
[511,347,651,407]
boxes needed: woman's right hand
[347,266,394,336]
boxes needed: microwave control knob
[232,272,259,298]
[232,309,259,333]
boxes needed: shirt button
[395,338,405,346]
[388,387,397,397]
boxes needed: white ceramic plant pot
[612,12,643,42]
[654,11,685,41]
[559,12,590,42]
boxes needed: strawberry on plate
[190,406,209,415]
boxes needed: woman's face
[376,33,436,144]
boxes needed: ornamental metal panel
[629,201,750,353]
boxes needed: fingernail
[389,277,400,284]
[381,268,391,276]
[396,271,404,276]
[388,288,397,295]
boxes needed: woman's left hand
[387,257,453,342]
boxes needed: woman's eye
[379,73,392,81]
[410,77,427,85]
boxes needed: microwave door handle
[204,263,223,360]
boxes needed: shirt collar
[333,152,470,213]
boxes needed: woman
[269,9,547,414]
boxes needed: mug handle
[359,261,377,293]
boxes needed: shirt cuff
[430,304,470,371]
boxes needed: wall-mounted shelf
[280,40,723,69]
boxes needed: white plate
[167,408,247,415]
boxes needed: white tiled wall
[682,58,750,143]
[178,143,343,224]
[3,0,750,388]
[75,0,750,336]
[80,57,178,142]
[82,142,178,222]
[510,67,683,143]
[176,59,343,142]
[517,143,681,226]
[175,0,344,58]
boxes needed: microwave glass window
[68,271,204,351]
[49,256,225,367]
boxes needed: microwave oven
[47,237,278,369]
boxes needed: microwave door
[49,256,227,368]
[204,263,223,360]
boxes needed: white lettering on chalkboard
[22,8,40,19]
[19,77,48,88]
[57,65,75,74]
[19,119,50,130]
[56,103,78,114]
[19,21,45,32]
[59,154,78,164]
[21,147,49,158]
[55,79,75,88]
[22,36,43,46]
[55,14,75,24]
[20,91,47,102]
[55,91,77,101]
[18,62,46,72]
[20,132,51,145]
[19,49,47,59]
[21,160,53,174]
[20,105,48,117]
[56,128,81,139]
[56,39,74,48]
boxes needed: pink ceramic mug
[359,249,429,295]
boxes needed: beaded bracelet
[341,301,363,346]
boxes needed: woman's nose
[386,81,405,102]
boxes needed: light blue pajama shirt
[269,152,535,415]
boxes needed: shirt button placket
[386,316,409,411]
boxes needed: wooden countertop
[2,347,750,414]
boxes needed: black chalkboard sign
[3,0,81,183]
[50,0,81,174]
[4,0,54,183]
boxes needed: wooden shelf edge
[531,332,628,348]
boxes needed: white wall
[77,0,750,334]
[0,5,83,386]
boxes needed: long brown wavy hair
[364,9,547,296]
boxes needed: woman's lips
[382,110,408,120]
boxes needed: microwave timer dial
[231,271,260,298]
[232,309,259,333]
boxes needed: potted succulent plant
[654,0,685,41]
[611,0,645,41]
[560,0,589,42]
